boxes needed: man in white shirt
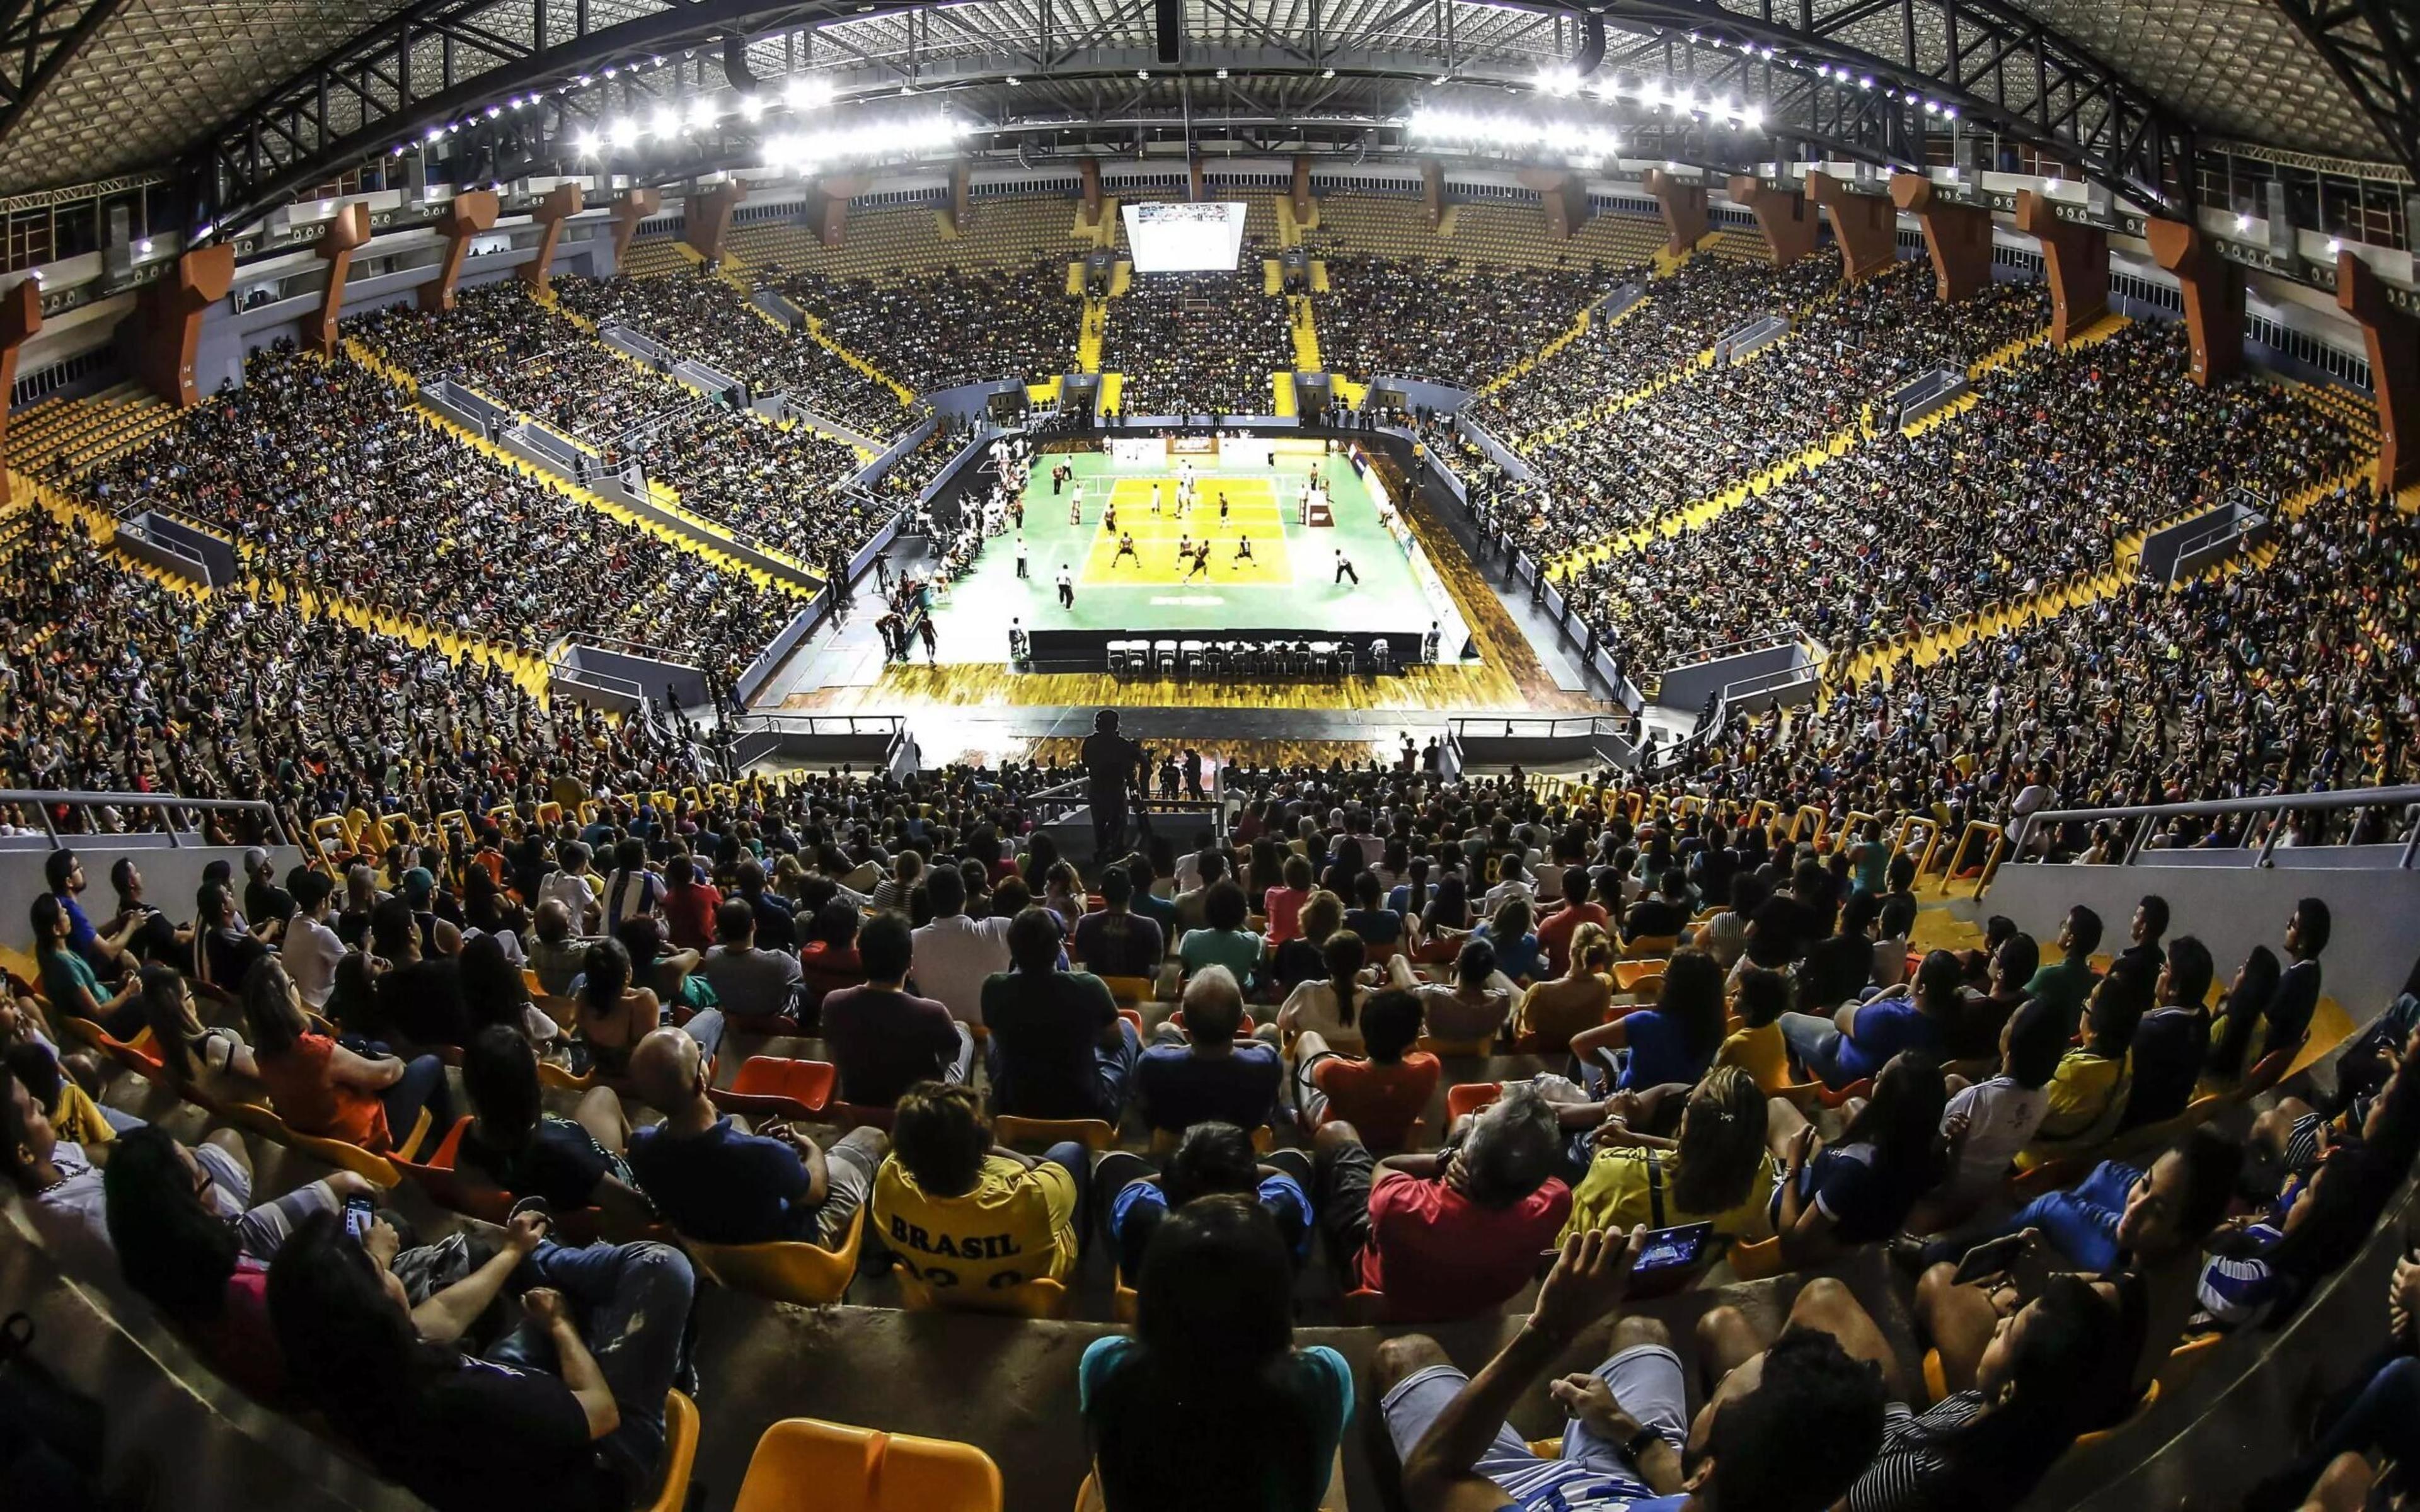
[282,871,348,1011]
[537,839,603,932]
[1937,997,2065,1207]
[1484,855,1535,912]
[908,866,1013,1026]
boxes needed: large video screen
[1122,201,1249,273]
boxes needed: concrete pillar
[2144,218,2243,386]
[417,189,498,313]
[309,202,370,355]
[1519,169,1590,240]
[1080,159,1103,227]
[609,188,661,267]
[130,245,234,408]
[1724,175,1818,269]
[1807,171,1897,282]
[1290,154,1313,222]
[1187,155,1204,202]
[804,174,868,249]
[1643,168,1708,257]
[518,183,584,297]
[2014,188,2108,344]
[1421,161,1444,230]
[2339,250,2420,495]
[1890,173,1993,304]
[682,180,746,263]
[0,278,40,503]
[950,161,972,235]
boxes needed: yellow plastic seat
[992,1116,1116,1151]
[642,1390,700,1512]
[892,1266,1070,1319]
[681,1206,865,1306]
[733,1417,1003,1512]
[1727,1236,1786,1281]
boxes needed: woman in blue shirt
[1473,895,1542,983]
[1081,1197,1351,1511]
[1570,949,1727,1096]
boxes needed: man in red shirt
[1533,867,1613,980]
[1313,1080,1570,1322]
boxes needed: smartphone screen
[1633,1223,1712,1272]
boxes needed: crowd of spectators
[552,270,906,437]
[1101,271,1295,417]
[80,342,803,674]
[778,258,1084,394]
[1548,311,2361,675]
[355,287,879,572]
[1312,254,1634,389]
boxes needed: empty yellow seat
[732,1417,1003,1512]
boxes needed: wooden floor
[1019,736,1397,771]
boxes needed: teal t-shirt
[40,947,102,1017]
[1078,1336,1352,1511]
[1180,927,1265,992]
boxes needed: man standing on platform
[1081,710,1144,862]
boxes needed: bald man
[622,1028,888,1247]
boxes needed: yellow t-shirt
[1561,1145,1777,1243]
[2035,1049,2125,1142]
[1717,1022,1790,1094]
[50,1079,115,1148]
[872,1152,1080,1296]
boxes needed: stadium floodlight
[688,98,719,130]
[1739,106,1765,132]
[2235,212,2252,231]
[574,130,600,156]
[1535,67,1580,96]
[2327,238,2342,255]
[738,93,767,120]
[785,76,835,111]
[609,117,640,148]
[650,105,677,138]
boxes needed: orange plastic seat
[2070,1378,2159,1450]
[991,1116,1116,1151]
[892,1264,1069,1319]
[1146,1123,1275,1157]
[1116,1007,1144,1038]
[642,1390,700,1512]
[2233,1040,2305,1102]
[1446,1082,1503,1121]
[711,1056,839,1120]
[732,1416,1003,1512]
[1611,960,1668,992]
[1727,1236,1786,1281]
[681,1206,866,1306]
[218,1099,417,1187]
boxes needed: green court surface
[920,447,1432,658]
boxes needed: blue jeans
[1920,1160,2139,1274]
[1778,1011,1855,1087]
[493,1239,697,1504]
[1381,1345,1686,1506]
[681,1007,726,1062]
[379,1054,454,1155]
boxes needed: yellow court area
[1077,475,1295,585]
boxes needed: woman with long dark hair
[1770,1050,1950,1268]
[1570,948,1727,1093]
[2206,944,2285,1082]
[134,962,260,1098]
[1080,1196,1351,1511]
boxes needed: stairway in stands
[8,383,177,478]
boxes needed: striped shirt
[1844,1394,1988,1512]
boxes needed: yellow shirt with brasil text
[872,1152,1081,1296]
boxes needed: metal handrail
[727,713,905,738]
[0,789,289,849]
[2021,784,2420,871]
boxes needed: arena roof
[0,0,2407,212]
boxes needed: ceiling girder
[2268,0,2419,180]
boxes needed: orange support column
[2144,218,2242,386]
[1187,156,1204,202]
[1643,168,1707,256]
[1291,155,1313,222]
[1891,173,1993,304]
[1080,159,1103,228]
[609,187,661,266]
[1422,161,1444,230]
[1725,176,1818,268]
[2014,188,2107,344]
[2339,250,2420,495]
[1520,169,1589,239]
[949,161,972,234]
[1807,171,1897,281]
[518,184,584,297]
[131,245,233,408]
[417,189,498,313]
[309,202,370,355]
[683,180,746,263]
[0,279,40,503]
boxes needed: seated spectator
[1716,966,1792,1094]
[698,899,804,1022]
[1948,930,2037,1063]
[1080,1198,1349,1512]
[2029,970,2150,1150]
[1410,873,1472,964]
[2116,894,2170,979]
[797,897,868,1019]
[2242,1256,2420,1512]
[1622,868,1693,944]
[1073,866,1165,978]
[1397,938,1516,1046]
[1564,1065,1777,1244]
[2212,897,2330,1079]
[134,962,260,1101]
[1313,1079,1570,1320]
[626,1026,886,1246]
[1572,948,1726,1093]
[1385,1235,1887,1512]
[909,864,1013,1025]
[1277,931,1372,1053]
[1270,891,1347,1000]
[527,899,591,998]
[1136,966,1283,1135]
[1293,988,1439,1149]
[30,893,141,1038]
[244,958,451,1155]
[1180,880,1264,995]
[982,907,1139,1121]
[1533,866,1608,978]
[538,841,604,934]
[2207,945,2286,1084]
[282,871,346,1011]
[368,894,470,1049]
[617,915,703,1017]
[1922,997,2068,1220]
[2024,905,2103,1033]
[44,849,139,981]
[1778,948,1956,1091]
[729,859,795,951]
[455,1026,655,1237]
[1342,871,1405,958]
[1743,861,1829,971]
[1766,1051,1949,1268]
[872,1081,1086,1296]
[821,911,975,1108]
[267,1206,696,1512]
[573,937,709,1078]
[460,934,560,1046]
[2200,1141,2399,1332]
[1097,1121,1317,1280]
[660,857,720,953]
[1691,872,1763,973]
[2120,934,2216,1131]
[1514,922,1615,1054]
[1800,890,1882,1012]
[1264,855,1314,946]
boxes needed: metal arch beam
[2267,0,2419,178]
[0,0,134,148]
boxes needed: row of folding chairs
[1106,638,1382,678]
